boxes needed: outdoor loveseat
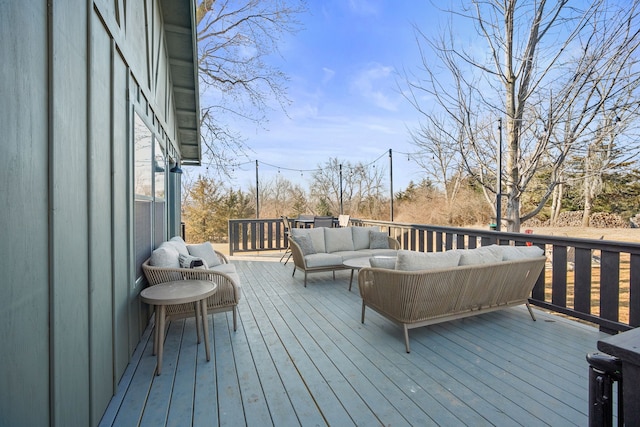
[142,236,241,331]
[358,245,546,352]
[288,226,400,286]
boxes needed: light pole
[255,160,259,219]
[496,118,502,231]
[389,149,394,222]
[339,163,343,214]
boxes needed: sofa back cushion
[292,227,326,253]
[500,245,544,260]
[351,227,372,250]
[457,245,503,265]
[395,250,461,271]
[324,227,354,253]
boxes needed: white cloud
[288,103,319,120]
[351,63,400,111]
[348,0,379,16]
[322,67,336,84]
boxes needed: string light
[206,149,423,179]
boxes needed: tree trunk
[582,183,592,227]
[506,193,521,231]
[550,182,563,226]
[504,0,522,232]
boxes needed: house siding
[0,1,50,425]
[0,1,198,426]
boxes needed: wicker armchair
[142,250,241,331]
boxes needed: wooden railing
[227,217,640,333]
[228,218,289,254]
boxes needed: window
[154,139,166,247]
[133,112,167,279]
[134,114,153,197]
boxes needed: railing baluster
[630,253,640,327]
[552,245,568,308]
[574,248,592,314]
[600,251,620,328]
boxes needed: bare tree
[403,0,640,231]
[250,174,305,218]
[309,158,387,218]
[195,0,306,176]
[408,114,466,210]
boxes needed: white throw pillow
[168,236,189,256]
[187,242,221,267]
[149,243,180,268]
[395,250,461,271]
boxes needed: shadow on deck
[100,255,612,426]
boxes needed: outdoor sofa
[142,236,241,331]
[358,245,546,352]
[288,226,400,286]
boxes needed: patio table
[343,257,371,291]
[140,280,218,375]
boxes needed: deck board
[101,256,613,426]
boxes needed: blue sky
[216,0,448,192]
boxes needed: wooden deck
[100,255,613,426]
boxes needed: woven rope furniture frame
[359,256,546,352]
[142,250,240,331]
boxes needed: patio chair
[280,216,293,264]
[294,214,314,228]
[313,216,334,228]
[338,214,350,227]
[142,251,241,331]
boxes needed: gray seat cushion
[304,253,343,268]
[210,264,241,295]
[369,248,398,257]
[333,250,373,260]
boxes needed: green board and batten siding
[0,2,50,426]
[51,3,91,425]
[0,1,199,426]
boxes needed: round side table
[140,280,218,375]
